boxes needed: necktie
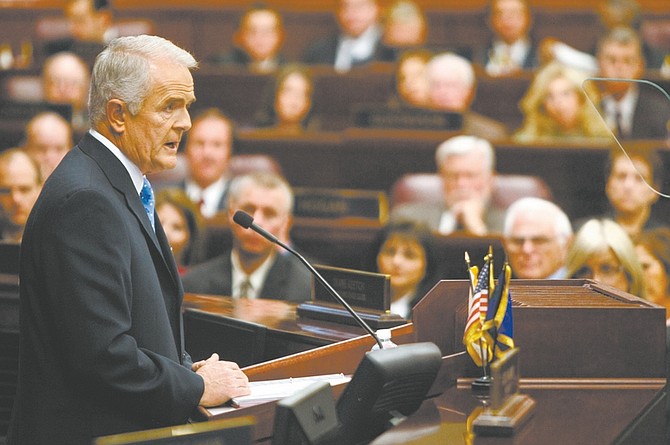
[239,278,252,299]
[140,177,155,231]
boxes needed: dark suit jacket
[9,133,204,445]
[182,249,312,302]
[630,86,670,140]
[302,33,392,67]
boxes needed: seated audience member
[181,108,234,219]
[566,218,644,298]
[514,62,611,142]
[0,148,43,242]
[22,111,73,179]
[207,4,285,73]
[635,228,670,321]
[42,51,90,132]
[182,172,311,302]
[253,64,318,133]
[596,27,669,140]
[368,220,438,319]
[155,188,202,275]
[388,48,432,109]
[391,135,505,236]
[478,0,539,76]
[543,0,665,72]
[425,52,508,140]
[598,147,664,239]
[380,0,428,60]
[503,197,573,279]
[302,0,391,72]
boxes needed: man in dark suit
[597,26,670,140]
[478,0,539,76]
[181,108,234,219]
[182,171,312,302]
[206,5,286,73]
[8,35,249,445]
[302,0,392,71]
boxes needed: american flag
[463,256,491,366]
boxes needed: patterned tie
[140,176,155,231]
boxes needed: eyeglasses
[505,236,555,250]
[573,263,624,279]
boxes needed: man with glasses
[503,197,573,279]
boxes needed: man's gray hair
[228,171,294,215]
[88,35,198,125]
[503,197,573,245]
[426,52,475,87]
[435,135,495,172]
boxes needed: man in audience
[22,111,73,179]
[182,171,311,302]
[479,0,538,76]
[41,51,90,133]
[181,108,234,219]
[0,148,42,242]
[603,147,665,238]
[391,135,505,236]
[207,5,286,73]
[503,197,573,279]
[302,0,390,71]
[425,52,508,141]
[596,27,669,140]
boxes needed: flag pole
[465,252,488,379]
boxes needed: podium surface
[194,279,667,444]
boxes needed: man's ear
[106,99,126,134]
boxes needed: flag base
[472,393,536,436]
[471,375,492,396]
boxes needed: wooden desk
[198,279,667,444]
[183,293,369,366]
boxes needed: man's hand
[452,198,487,236]
[194,353,250,407]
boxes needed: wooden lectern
[197,279,668,444]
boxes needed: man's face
[440,151,492,208]
[490,0,530,44]
[185,117,232,188]
[504,214,568,279]
[229,184,290,257]
[25,116,71,179]
[0,155,42,226]
[240,10,283,61]
[428,70,472,112]
[597,41,644,97]
[337,0,379,38]
[606,155,657,217]
[120,60,194,175]
[43,55,90,109]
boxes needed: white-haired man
[503,197,573,279]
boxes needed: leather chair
[390,173,553,210]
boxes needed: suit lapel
[259,255,286,299]
[78,134,180,289]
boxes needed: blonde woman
[567,218,645,298]
[515,62,610,142]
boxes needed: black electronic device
[335,342,442,445]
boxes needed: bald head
[24,111,73,179]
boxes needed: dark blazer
[206,47,287,69]
[630,86,670,140]
[9,133,204,445]
[182,249,312,302]
[478,40,539,70]
[302,33,392,67]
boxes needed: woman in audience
[155,188,202,275]
[388,48,432,109]
[635,228,670,321]
[253,64,318,134]
[381,0,428,60]
[369,220,439,319]
[515,62,611,142]
[566,218,644,298]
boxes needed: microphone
[232,210,383,350]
